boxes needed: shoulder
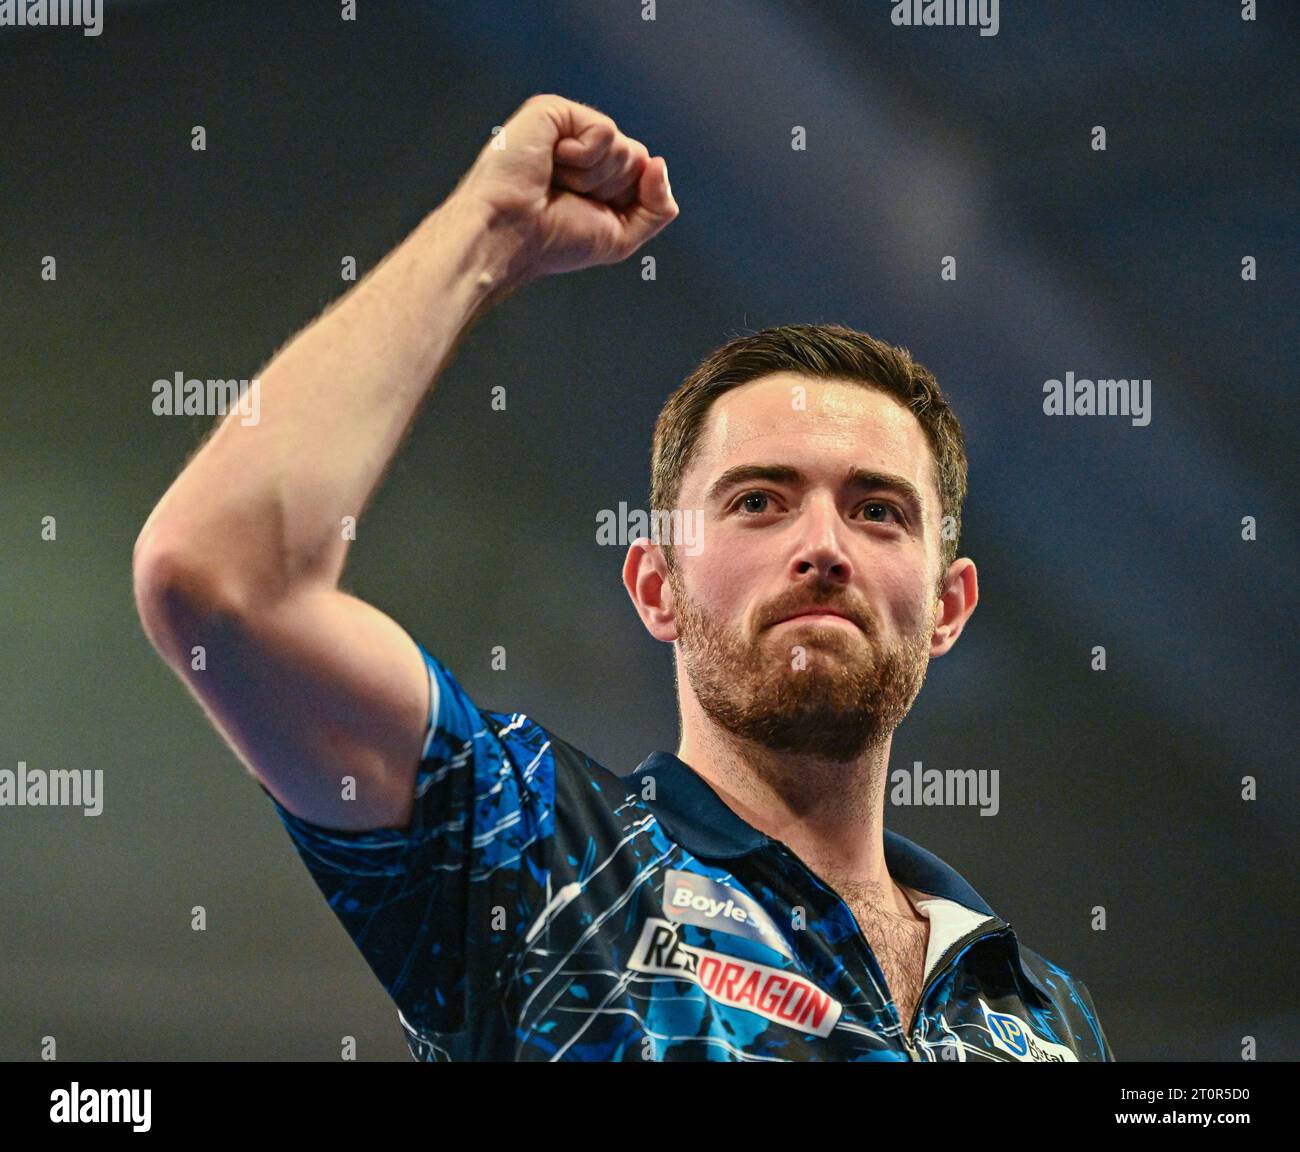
[1016,942,1115,1061]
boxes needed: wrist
[430,193,537,313]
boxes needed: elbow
[132,533,250,667]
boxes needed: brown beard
[671,570,933,762]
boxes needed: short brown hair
[650,323,967,596]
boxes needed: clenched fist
[452,94,679,282]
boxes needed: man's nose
[789,495,852,584]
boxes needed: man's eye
[737,492,773,514]
[861,501,901,523]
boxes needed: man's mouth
[774,609,861,630]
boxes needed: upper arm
[136,549,563,1037]
[135,553,431,831]
[260,645,560,1041]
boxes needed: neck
[676,715,906,915]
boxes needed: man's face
[668,373,944,762]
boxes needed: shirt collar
[629,750,1055,1002]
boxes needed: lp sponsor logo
[980,999,1078,1062]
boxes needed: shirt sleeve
[259,640,556,1040]
[1075,979,1116,1061]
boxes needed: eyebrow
[703,464,927,521]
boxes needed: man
[133,94,1112,1061]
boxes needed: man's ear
[930,557,978,658]
[623,539,679,642]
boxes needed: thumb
[654,156,676,213]
[617,157,679,255]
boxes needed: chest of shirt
[472,822,1061,1062]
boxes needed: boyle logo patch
[661,869,794,959]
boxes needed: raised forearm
[134,194,526,602]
